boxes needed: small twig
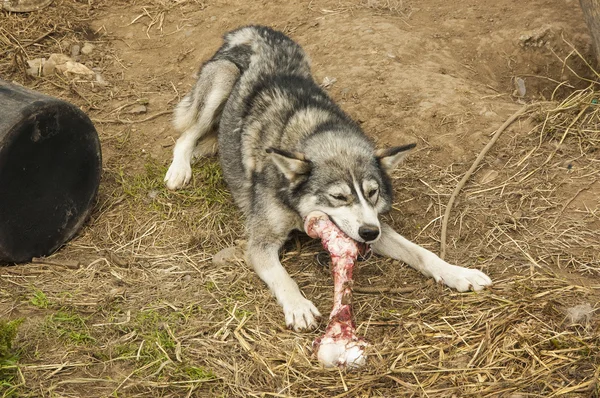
[353,286,418,294]
[31,257,80,269]
[0,29,55,56]
[91,110,171,124]
[440,102,546,260]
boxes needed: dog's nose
[358,225,380,242]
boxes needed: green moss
[29,289,49,309]
[0,319,22,364]
[0,319,23,394]
[112,343,137,359]
[116,158,232,213]
[44,310,95,345]
[154,329,175,350]
[205,281,217,292]
[180,365,216,381]
[124,309,182,370]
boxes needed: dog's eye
[368,188,378,198]
[330,194,348,202]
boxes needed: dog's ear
[375,143,416,173]
[266,147,311,182]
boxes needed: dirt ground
[1,0,599,397]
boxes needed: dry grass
[1,1,599,397]
[310,0,414,23]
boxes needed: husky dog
[165,26,492,331]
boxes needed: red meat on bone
[304,211,368,369]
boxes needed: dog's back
[210,26,368,215]
[215,26,314,212]
[218,26,312,88]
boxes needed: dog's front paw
[432,262,492,292]
[283,298,321,332]
[164,160,192,190]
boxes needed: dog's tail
[172,58,240,135]
[172,26,265,135]
[172,90,201,133]
[170,58,240,162]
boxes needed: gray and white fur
[165,26,492,331]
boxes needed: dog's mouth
[324,215,356,240]
[313,212,372,257]
[308,212,372,268]
[357,242,371,260]
[327,216,379,246]
[304,211,372,273]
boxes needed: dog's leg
[372,223,492,291]
[246,236,321,332]
[165,60,239,190]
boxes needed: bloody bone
[304,211,369,369]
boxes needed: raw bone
[304,211,368,369]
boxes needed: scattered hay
[1,1,599,397]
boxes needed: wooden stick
[0,29,55,56]
[353,286,419,294]
[439,103,544,260]
[91,110,171,124]
[30,257,80,269]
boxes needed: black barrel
[0,80,102,263]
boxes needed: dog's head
[267,136,415,243]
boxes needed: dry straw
[1,2,599,397]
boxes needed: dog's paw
[431,262,492,292]
[283,298,321,332]
[164,160,192,190]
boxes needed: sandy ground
[1,0,599,396]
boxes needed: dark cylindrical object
[0,80,102,263]
[580,0,600,66]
